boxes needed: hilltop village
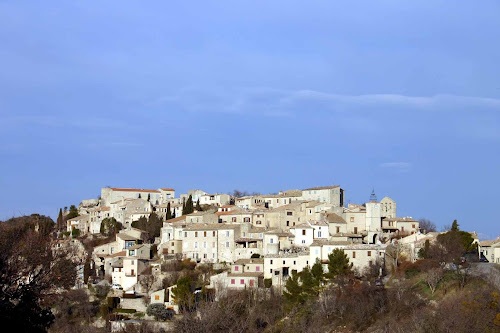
[50,185,500,331]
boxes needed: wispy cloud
[150,87,500,116]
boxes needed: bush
[62,231,71,237]
[146,303,174,321]
[71,228,80,238]
[264,278,272,288]
[94,285,110,299]
[251,253,261,258]
[115,308,136,314]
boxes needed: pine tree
[326,248,352,280]
[57,208,64,231]
[283,271,304,307]
[166,202,172,220]
[311,259,324,285]
[66,205,79,220]
[300,266,316,296]
[195,199,202,211]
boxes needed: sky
[0,1,499,239]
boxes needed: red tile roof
[160,188,175,191]
[110,188,160,193]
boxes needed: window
[302,240,305,244]
[204,231,207,237]
[184,232,187,237]
[318,231,322,237]
[226,231,230,237]
[286,221,290,227]
[213,231,216,237]
[155,295,160,301]
[368,251,371,256]
[302,230,306,235]
[250,279,254,287]
[240,279,244,285]
[352,251,356,258]
[283,260,285,264]
[231,279,235,285]
[131,260,135,265]
[203,242,207,248]
[235,266,239,271]
[287,212,293,216]
[195,242,198,248]
[270,269,272,273]
[256,266,260,272]
[293,261,296,265]
[232,217,237,222]
[270,260,273,264]
[270,238,274,244]
[244,217,250,222]
[412,224,416,229]
[336,226,340,233]
[350,217,354,222]
[256,220,261,224]
[354,227,358,234]
[195,232,198,237]
[226,242,229,248]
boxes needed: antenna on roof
[370,189,377,202]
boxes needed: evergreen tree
[172,209,176,219]
[166,202,172,220]
[182,198,186,215]
[100,217,122,237]
[283,271,305,308]
[311,259,324,285]
[326,249,352,280]
[183,195,194,215]
[196,199,202,211]
[56,208,64,231]
[451,219,459,232]
[172,276,195,312]
[300,266,316,296]
[66,205,79,220]
[147,193,151,202]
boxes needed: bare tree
[424,268,444,295]
[419,218,437,233]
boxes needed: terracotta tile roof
[110,187,160,193]
[311,240,352,246]
[107,251,127,258]
[184,223,240,231]
[303,185,340,191]
[228,272,264,277]
[234,258,264,265]
[216,210,249,216]
[291,223,313,229]
[165,216,187,223]
[325,213,346,223]
[160,188,175,191]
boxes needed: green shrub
[71,228,80,237]
[251,253,261,258]
[264,278,272,288]
[146,303,174,321]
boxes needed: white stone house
[289,223,315,246]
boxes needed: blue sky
[1,1,499,239]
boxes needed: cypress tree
[57,208,64,231]
[172,209,176,219]
[147,193,151,202]
[184,195,194,215]
[166,202,172,220]
[182,197,186,215]
[195,199,202,211]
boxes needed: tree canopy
[99,217,122,237]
